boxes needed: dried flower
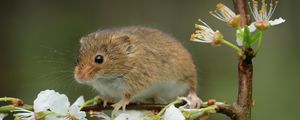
[249,0,285,31]
[191,19,224,45]
[11,98,24,106]
[210,3,241,28]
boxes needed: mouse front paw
[187,92,202,109]
[100,96,113,107]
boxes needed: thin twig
[81,101,187,112]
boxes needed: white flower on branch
[163,105,185,120]
[248,0,285,31]
[191,19,224,45]
[210,3,241,28]
[34,90,69,113]
[14,109,36,120]
[115,111,150,120]
[0,113,7,120]
[88,112,111,120]
[15,89,87,120]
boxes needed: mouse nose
[74,66,93,81]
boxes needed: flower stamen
[210,3,241,28]
[191,19,223,45]
[248,0,282,31]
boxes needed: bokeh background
[0,0,299,119]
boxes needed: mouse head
[74,31,136,83]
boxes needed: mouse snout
[74,66,94,81]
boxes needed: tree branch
[233,0,251,27]
[217,104,237,119]
[81,100,238,119]
[81,102,171,112]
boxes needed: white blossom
[248,0,285,31]
[210,3,241,28]
[236,37,243,46]
[34,89,69,113]
[67,96,86,120]
[0,113,7,120]
[269,17,285,26]
[14,109,36,120]
[115,111,150,120]
[16,90,87,120]
[44,96,87,120]
[163,105,185,120]
[191,19,223,45]
[88,112,111,120]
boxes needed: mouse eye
[94,55,104,64]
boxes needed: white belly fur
[132,81,188,103]
[90,78,188,103]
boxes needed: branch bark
[81,102,170,112]
[234,0,253,120]
[233,0,251,27]
[236,48,254,120]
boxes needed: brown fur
[74,26,200,107]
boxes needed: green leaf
[249,31,262,46]
[236,32,243,40]
[236,29,244,46]
[243,26,251,47]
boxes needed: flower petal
[115,111,149,120]
[248,23,256,32]
[15,112,35,120]
[163,105,185,120]
[45,114,65,120]
[90,112,111,120]
[236,30,244,46]
[269,17,286,26]
[34,90,61,112]
[72,96,85,107]
[69,105,87,120]
[49,93,70,115]
[236,38,243,46]
[115,113,130,120]
[0,113,7,120]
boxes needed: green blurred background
[0,0,299,119]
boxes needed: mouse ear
[79,36,90,44]
[114,35,130,42]
[113,35,134,54]
[80,38,85,44]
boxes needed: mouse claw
[103,100,108,107]
[188,92,202,109]
[100,96,112,108]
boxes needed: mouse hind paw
[111,97,130,116]
[187,92,202,109]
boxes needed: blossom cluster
[190,0,285,55]
[14,90,87,120]
[0,90,220,120]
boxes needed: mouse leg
[111,95,130,116]
[187,91,202,108]
[101,96,112,107]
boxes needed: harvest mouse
[74,26,202,113]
